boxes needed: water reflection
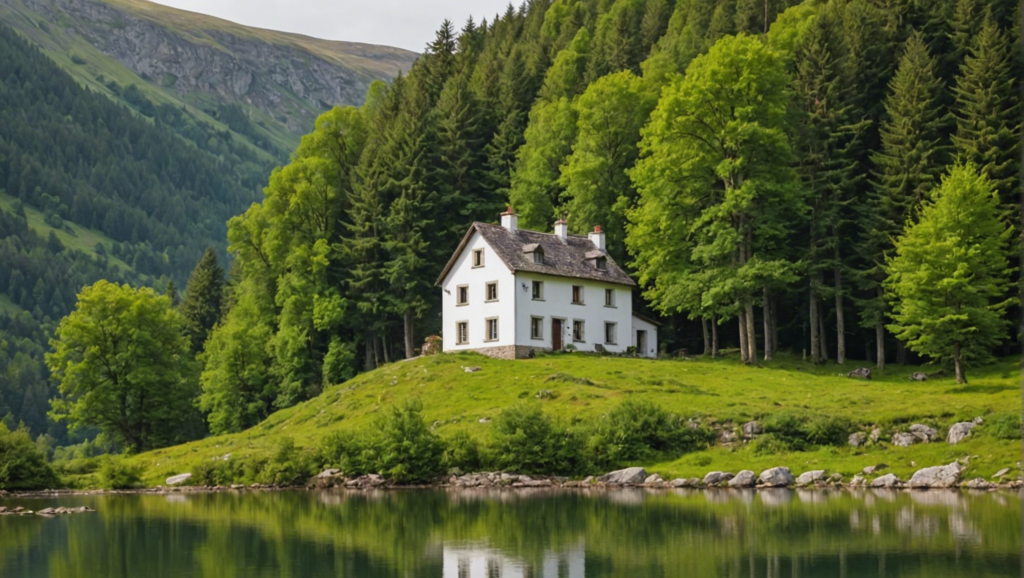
[0,488,1018,578]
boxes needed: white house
[436,209,659,359]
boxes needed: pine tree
[164,279,180,307]
[180,247,226,354]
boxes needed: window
[456,321,468,344]
[472,249,484,267]
[457,285,468,306]
[605,288,615,307]
[485,282,498,302]
[605,322,617,344]
[533,248,544,264]
[532,280,544,300]
[485,318,499,342]
[531,316,544,340]
[596,256,607,270]
[572,285,584,304]
[573,320,585,342]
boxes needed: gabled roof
[436,222,636,287]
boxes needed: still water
[0,488,1020,577]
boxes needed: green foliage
[98,456,144,489]
[180,247,226,354]
[988,413,1020,441]
[489,403,588,476]
[254,437,316,486]
[761,411,853,450]
[0,423,59,490]
[588,399,711,465]
[442,430,482,473]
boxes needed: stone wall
[463,345,548,359]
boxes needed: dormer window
[533,248,544,264]
[523,243,544,265]
[596,257,607,271]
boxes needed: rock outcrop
[869,473,901,488]
[166,473,192,486]
[727,470,756,488]
[703,471,734,486]
[795,470,826,486]
[908,463,963,489]
[758,467,794,487]
[946,419,981,444]
[598,467,647,485]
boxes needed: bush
[317,432,374,477]
[442,430,481,473]
[98,456,143,489]
[255,437,316,486]
[989,413,1021,440]
[489,403,588,475]
[588,399,712,466]
[191,458,244,486]
[0,424,59,490]
[761,411,852,450]
[372,401,446,483]
[750,433,796,456]
[804,415,855,447]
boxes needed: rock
[946,422,977,444]
[869,473,902,488]
[644,474,664,485]
[848,432,866,447]
[847,367,871,379]
[728,470,756,488]
[758,467,795,487]
[36,508,56,516]
[478,418,491,424]
[316,468,341,479]
[910,372,928,381]
[464,366,482,373]
[597,467,647,485]
[909,424,937,442]
[849,475,866,487]
[795,470,827,486]
[908,462,963,489]
[230,484,244,490]
[703,471,734,486]
[165,473,192,486]
[827,473,843,484]
[862,464,888,475]
[717,429,738,444]
[965,478,994,490]
[741,421,762,439]
[993,468,1011,478]
[669,478,702,488]
[869,428,881,444]
[892,432,918,447]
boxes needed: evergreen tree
[180,247,226,354]
[164,279,180,307]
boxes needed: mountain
[0,0,418,154]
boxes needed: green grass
[129,351,1023,486]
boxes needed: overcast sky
[150,0,513,52]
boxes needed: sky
[149,0,514,52]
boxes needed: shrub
[989,413,1021,440]
[750,433,796,456]
[761,411,852,449]
[317,432,374,477]
[255,437,316,486]
[372,401,445,483]
[98,456,143,489]
[442,431,481,473]
[191,459,244,486]
[489,403,588,475]
[804,415,855,447]
[0,424,59,490]
[588,399,712,466]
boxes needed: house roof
[436,222,636,287]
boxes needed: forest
[3,0,1023,454]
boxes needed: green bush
[989,413,1021,440]
[804,415,855,447]
[442,430,481,473]
[761,411,852,449]
[98,456,144,489]
[750,433,796,456]
[489,403,588,475]
[317,432,374,477]
[191,459,244,486]
[0,424,59,490]
[255,437,316,486]
[587,399,712,466]
[372,401,445,483]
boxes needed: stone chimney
[554,219,568,242]
[588,225,606,252]
[500,206,518,232]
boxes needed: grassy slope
[131,352,1022,486]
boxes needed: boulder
[703,471,734,486]
[849,475,867,487]
[728,470,756,488]
[908,462,963,489]
[869,473,901,488]
[827,473,844,484]
[644,474,664,485]
[993,468,1011,478]
[848,432,865,447]
[166,473,192,486]
[795,470,827,486]
[669,478,702,488]
[717,429,738,444]
[869,428,882,444]
[910,372,927,381]
[862,464,887,475]
[758,467,795,487]
[847,367,871,379]
[741,421,762,439]
[598,467,647,485]
[946,422,977,445]
[965,478,994,490]
[464,366,482,373]
[892,432,918,447]
[909,424,937,442]
[316,468,341,479]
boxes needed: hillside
[0,0,417,153]
[125,353,1022,487]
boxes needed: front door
[636,330,647,357]
[552,319,563,351]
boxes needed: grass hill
[123,352,1022,487]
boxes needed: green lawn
[129,351,1023,486]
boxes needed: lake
[0,488,1020,577]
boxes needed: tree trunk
[373,333,383,367]
[953,341,966,384]
[711,315,719,358]
[738,309,749,363]
[770,296,780,353]
[745,300,757,363]
[834,264,846,364]
[810,287,820,364]
[382,334,391,364]
[896,341,907,365]
[701,317,710,356]
[818,305,829,362]
[762,288,772,361]
[365,332,376,371]
[875,323,885,370]
[403,310,415,359]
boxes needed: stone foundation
[460,345,548,360]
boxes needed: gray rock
[946,422,977,444]
[644,474,664,485]
[910,372,928,381]
[827,473,844,484]
[848,432,866,447]
[869,428,882,444]
[795,470,827,486]
[892,432,918,447]
[464,366,482,373]
[728,470,756,488]
[862,464,888,475]
[909,424,937,442]
[165,473,192,486]
[908,462,963,489]
[670,477,702,488]
[598,467,648,485]
[316,468,341,479]
[869,473,901,488]
[741,421,762,439]
[758,467,795,487]
[717,429,738,444]
[849,475,867,487]
[965,478,994,490]
[993,468,1011,478]
[703,471,734,486]
[847,367,871,379]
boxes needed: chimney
[554,219,568,242]
[500,206,518,232]
[588,225,606,252]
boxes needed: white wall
[439,232,516,352]
[631,315,659,358]
[514,272,633,354]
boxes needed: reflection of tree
[4,489,1021,578]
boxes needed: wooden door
[552,319,562,351]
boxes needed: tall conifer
[180,247,225,354]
